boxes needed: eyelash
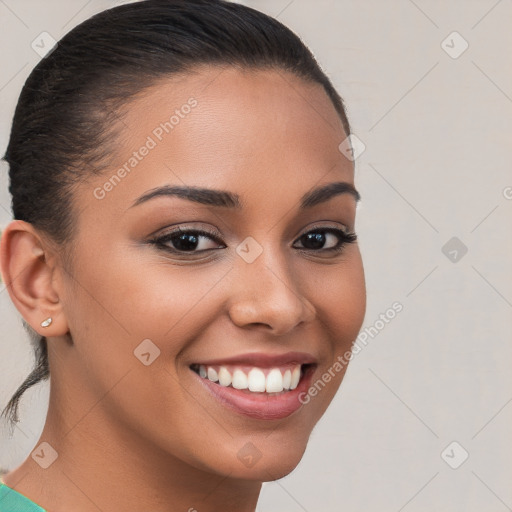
[149,226,357,256]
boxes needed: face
[55,66,366,480]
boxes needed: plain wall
[1,1,511,510]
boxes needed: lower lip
[192,366,315,420]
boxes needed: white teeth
[248,368,266,392]
[232,369,248,390]
[196,364,305,393]
[290,366,301,390]
[266,368,284,393]
[218,366,232,387]
[207,367,218,382]
[283,369,292,390]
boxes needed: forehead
[80,66,354,218]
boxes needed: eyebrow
[130,181,360,210]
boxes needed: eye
[148,225,357,256]
[149,228,225,253]
[293,227,357,252]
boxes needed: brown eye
[151,228,225,253]
[294,228,357,252]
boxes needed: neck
[4,390,261,512]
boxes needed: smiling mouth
[190,363,315,394]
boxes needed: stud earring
[41,317,52,328]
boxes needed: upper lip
[192,351,317,368]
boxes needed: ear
[0,220,69,337]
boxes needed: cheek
[339,258,366,344]
[62,248,234,382]
[70,243,224,331]
[109,259,234,348]
[305,251,366,391]
[308,251,366,351]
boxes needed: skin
[0,66,366,512]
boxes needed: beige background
[1,0,511,510]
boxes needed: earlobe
[0,220,69,337]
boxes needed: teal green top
[0,481,46,511]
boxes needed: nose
[227,250,316,336]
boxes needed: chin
[216,429,312,482]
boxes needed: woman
[0,0,366,510]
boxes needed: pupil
[174,233,199,251]
[304,232,325,249]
